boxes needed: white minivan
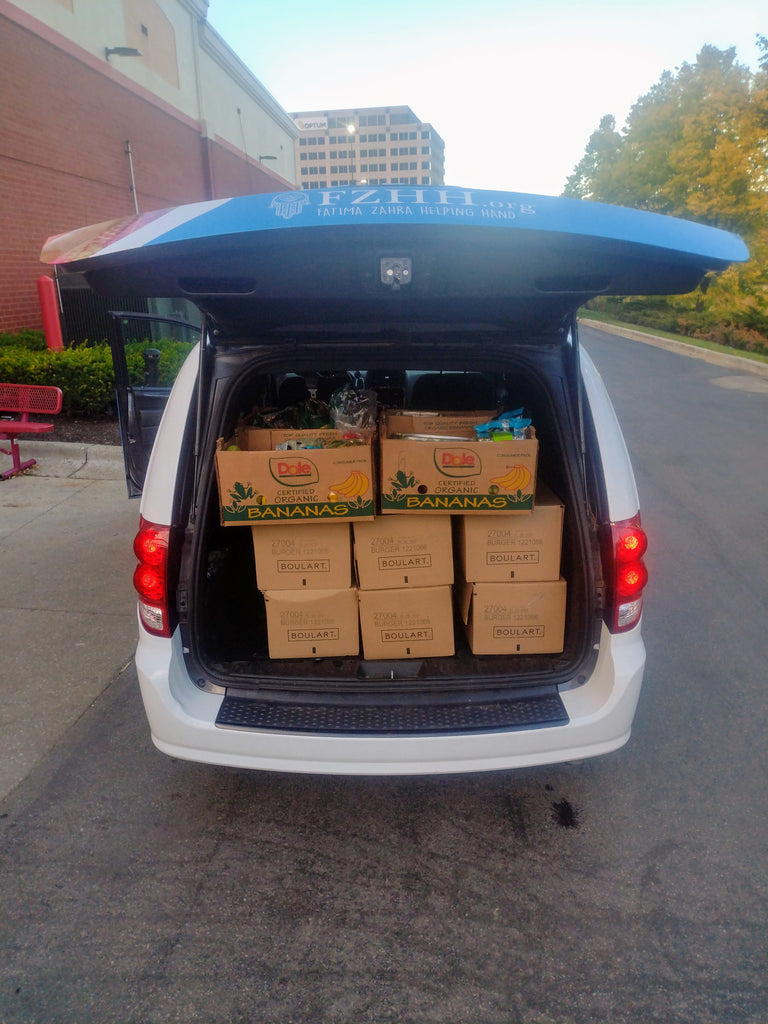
[44,187,747,775]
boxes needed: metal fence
[57,272,148,345]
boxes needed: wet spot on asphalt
[551,798,579,829]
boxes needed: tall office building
[291,105,445,189]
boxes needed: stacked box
[457,579,567,655]
[358,586,454,660]
[262,587,360,659]
[353,514,453,590]
[353,515,455,659]
[251,523,357,658]
[455,484,567,655]
[378,410,538,515]
[251,523,353,590]
[454,484,564,582]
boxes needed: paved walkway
[0,443,138,800]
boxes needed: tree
[564,44,768,347]
[562,115,623,200]
[757,33,768,73]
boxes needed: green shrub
[0,329,47,350]
[0,337,195,416]
[124,338,195,386]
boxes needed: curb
[4,440,125,480]
[579,318,768,378]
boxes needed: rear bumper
[135,621,644,776]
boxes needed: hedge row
[585,297,768,356]
[0,335,195,416]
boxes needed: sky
[206,0,763,197]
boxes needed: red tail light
[602,515,648,633]
[133,518,172,637]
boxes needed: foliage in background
[0,336,194,415]
[0,329,47,351]
[565,38,768,349]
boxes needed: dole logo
[269,456,319,486]
[435,446,481,477]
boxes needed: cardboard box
[215,438,375,526]
[458,579,567,655]
[238,426,343,451]
[358,586,455,659]
[454,484,564,582]
[251,523,352,590]
[382,410,495,440]
[262,587,359,658]
[353,515,453,590]
[379,430,538,515]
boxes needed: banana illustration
[489,464,532,491]
[329,469,370,498]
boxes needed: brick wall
[0,15,284,332]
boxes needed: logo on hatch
[270,192,310,220]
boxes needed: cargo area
[178,333,602,698]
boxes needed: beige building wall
[7,0,297,185]
[290,105,445,190]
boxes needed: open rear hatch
[43,187,747,336]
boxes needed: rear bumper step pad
[215,693,568,735]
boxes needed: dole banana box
[454,484,564,583]
[379,415,538,515]
[251,523,353,590]
[458,578,567,655]
[353,515,453,590]
[262,587,360,659]
[215,435,375,526]
[358,585,455,659]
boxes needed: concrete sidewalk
[0,442,139,800]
